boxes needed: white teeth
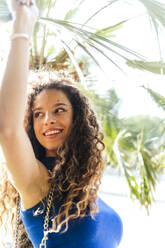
[45,130,62,136]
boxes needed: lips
[43,128,63,136]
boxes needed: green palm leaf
[57,34,85,83]
[82,0,119,26]
[86,40,125,73]
[95,20,129,38]
[39,17,146,71]
[127,60,165,74]
[142,86,165,111]
[135,0,165,59]
[113,128,158,211]
[138,0,165,29]
[3,0,165,73]
[64,0,85,21]
[75,41,105,73]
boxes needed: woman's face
[33,89,73,157]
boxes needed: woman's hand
[7,0,39,38]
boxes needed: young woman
[0,1,123,247]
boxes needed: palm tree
[79,84,165,211]
[1,0,165,78]
[1,0,165,210]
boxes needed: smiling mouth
[43,129,63,137]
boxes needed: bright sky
[1,0,165,119]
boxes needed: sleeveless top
[20,157,123,248]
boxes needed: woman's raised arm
[0,1,49,209]
[0,0,38,130]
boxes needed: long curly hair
[0,73,105,246]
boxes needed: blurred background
[0,0,165,247]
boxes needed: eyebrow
[32,103,69,112]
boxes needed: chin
[39,138,65,152]
[45,145,59,151]
[44,143,63,151]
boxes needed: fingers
[16,0,32,6]
[16,0,36,6]
[7,0,36,12]
[30,0,35,5]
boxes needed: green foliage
[122,115,165,139]
[1,0,165,212]
[35,0,165,74]
[112,127,160,212]
[81,84,165,211]
[95,20,129,38]
[64,0,85,21]
[138,0,165,29]
[142,86,165,111]
[127,60,165,74]
[2,0,165,74]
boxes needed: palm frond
[32,22,40,58]
[83,0,119,26]
[113,128,157,211]
[39,0,52,68]
[141,149,157,188]
[64,0,85,21]
[39,17,146,68]
[95,19,129,38]
[36,0,51,15]
[127,60,165,74]
[74,41,105,73]
[56,32,85,83]
[136,0,165,59]
[87,40,125,73]
[138,0,165,29]
[142,86,165,111]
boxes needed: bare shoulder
[21,159,51,210]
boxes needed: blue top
[20,157,123,248]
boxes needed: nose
[44,112,56,125]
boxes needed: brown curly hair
[0,74,105,246]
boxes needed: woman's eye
[34,112,42,118]
[55,108,66,113]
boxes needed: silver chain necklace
[14,184,55,248]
